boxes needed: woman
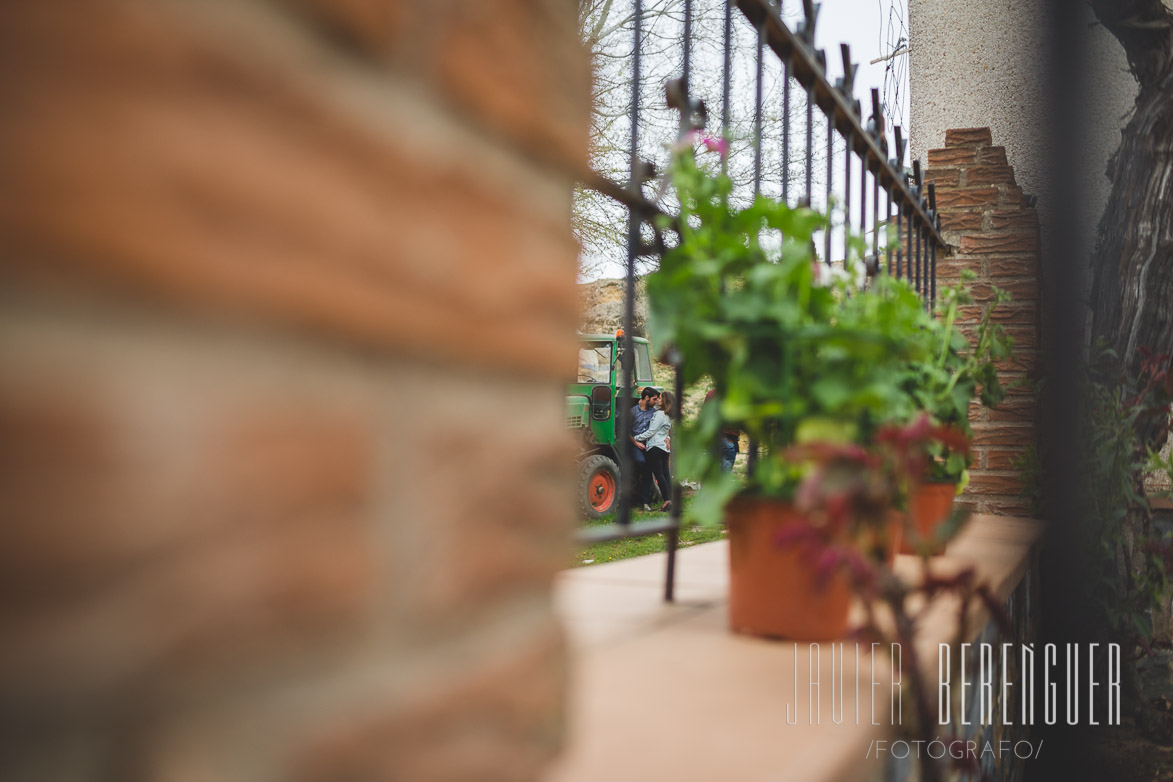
[634,390,675,512]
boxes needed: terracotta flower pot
[725,497,852,640]
[898,481,956,555]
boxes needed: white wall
[908,0,1137,232]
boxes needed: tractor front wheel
[578,454,620,519]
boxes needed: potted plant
[892,274,1014,553]
[647,137,934,639]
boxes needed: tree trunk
[1090,0,1173,419]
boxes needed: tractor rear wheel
[578,454,620,519]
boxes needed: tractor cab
[567,331,659,518]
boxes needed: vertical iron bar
[885,189,893,274]
[906,200,914,291]
[618,0,643,528]
[804,85,813,203]
[896,197,904,280]
[824,116,832,263]
[844,131,852,267]
[873,167,880,261]
[754,17,764,196]
[921,227,929,308]
[910,222,919,302]
[860,153,868,263]
[665,361,683,602]
[723,0,732,133]
[928,182,938,310]
[746,11,765,480]
[783,57,791,204]
[921,227,929,310]
[930,231,938,311]
[663,0,693,604]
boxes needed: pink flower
[702,135,729,159]
[674,130,729,160]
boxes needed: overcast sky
[580,0,911,280]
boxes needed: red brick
[928,147,978,166]
[409,395,575,615]
[972,425,1035,447]
[936,187,998,209]
[294,622,566,782]
[1003,326,1038,350]
[936,269,971,287]
[987,396,1037,423]
[0,1,581,382]
[1000,381,1038,402]
[957,305,1036,326]
[998,185,1026,208]
[989,210,1037,232]
[965,166,1017,186]
[977,146,1009,166]
[0,378,374,596]
[987,256,1040,278]
[0,374,380,698]
[925,168,961,187]
[973,496,1038,516]
[940,212,984,232]
[959,234,1039,255]
[973,278,1039,304]
[945,128,993,147]
[280,1,591,171]
[430,0,591,171]
[967,472,1027,495]
[995,355,1037,375]
[986,448,1031,470]
[280,0,407,50]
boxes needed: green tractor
[568,332,659,519]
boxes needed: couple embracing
[629,386,675,512]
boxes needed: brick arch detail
[927,127,1041,516]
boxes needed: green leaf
[686,471,742,527]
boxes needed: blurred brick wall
[0,1,586,780]
[926,128,1041,516]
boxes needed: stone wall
[927,128,1041,516]
[578,277,648,337]
[0,1,587,779]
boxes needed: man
[630,386,660,510]
[705,388,739,472]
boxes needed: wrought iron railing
[576,0,948,601]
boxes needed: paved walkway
[545,514,1045,782]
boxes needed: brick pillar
[926,128,1041,516]
[0,2,586,780]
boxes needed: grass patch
[573,496,727,567]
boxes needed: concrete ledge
[547,513,1045,782]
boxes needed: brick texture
[280,0,590,170]
[927,128,1041,515]
[0,0,583,779]
[0,0,584,382]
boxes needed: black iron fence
[576,0,947,600]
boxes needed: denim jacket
[634,410,671,453]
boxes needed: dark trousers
[646,447,672,507]
[630,445,653,504]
